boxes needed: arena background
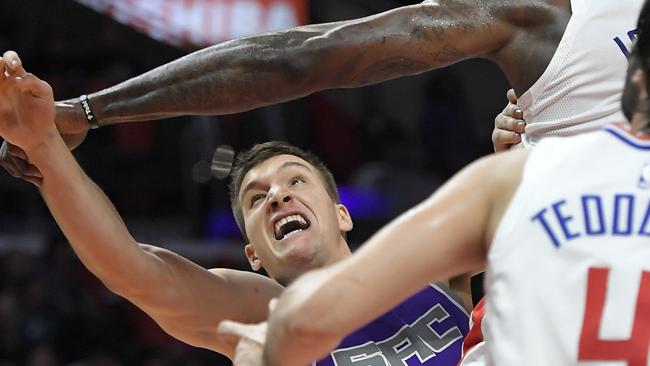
[0,1,509,365]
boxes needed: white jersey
[518,0,643,146]
[487,124,650,365]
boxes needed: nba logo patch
[640,163,650,189]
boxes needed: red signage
[76,0,309,48]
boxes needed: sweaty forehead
[239,154,316,197]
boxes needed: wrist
[78,95,100,129]
[24,128,67,164]
[54,98,96,133]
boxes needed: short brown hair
[229,141,340,241]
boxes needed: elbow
[99,243,163,299]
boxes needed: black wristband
[79,95,99,129]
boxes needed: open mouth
[274,214,311,240]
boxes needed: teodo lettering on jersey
[531,194,650,248]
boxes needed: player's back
[487,124,650,365]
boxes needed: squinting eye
[290,177,305,185]
[251,194,265,206]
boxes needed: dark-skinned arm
[65,0,518,126]
[1,0,534,179]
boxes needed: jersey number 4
[578,268,650,366]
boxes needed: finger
[1,142,20,177]
[268,298,278,312]
[21,163,43,179]
[4,144,41,178]
[8,153,30,176]
[2,155,21,178]
[2,141,22,176]
[218,320,251,338]
[2,51,27,77]
[7,144,27,160]
[492,130,522,153]
[506,88,518,103]
[23,175,43,188]
[502,102,523,120]
[495,115,526,134]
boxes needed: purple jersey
[316,283,469,366]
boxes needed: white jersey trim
[430,283,470,317]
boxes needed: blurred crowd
[0,235,232,365]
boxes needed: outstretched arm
[60,0,517,126]
[0,70,283,358]
[261,148,529,366]
[1,0,534,178]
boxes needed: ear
[336,203,353,233]
[244,244,262,271]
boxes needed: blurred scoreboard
[75,0,309,48]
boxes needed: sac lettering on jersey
[316,285,469,366]
[331,305,462,366]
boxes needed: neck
[277,238,353,286]
[313,237,353,269]
[630,111,650,134]
[330,237,353,261]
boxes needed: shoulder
[208,268,284,298]
[465,148,530,187]
[469,149,530,244]
[467,149,530,206]
[484,148,530,199]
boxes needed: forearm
[263,268,347,366]
[27,135,155,292]
[82,2,509,126]
[85,24,343,126]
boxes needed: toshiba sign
[76,0,308,48]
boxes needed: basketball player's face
[238,154,352,285]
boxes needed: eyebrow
[240,161,313,200]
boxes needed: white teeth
[282,228,303,240]
[274,214,308,237]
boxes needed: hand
[0,51,86,145]
[218,299,278,366]
[218,320,268,366]
[0,54,57,153]
[0,51,88,184]
[491,89,526,152]
[0,142,42,186]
